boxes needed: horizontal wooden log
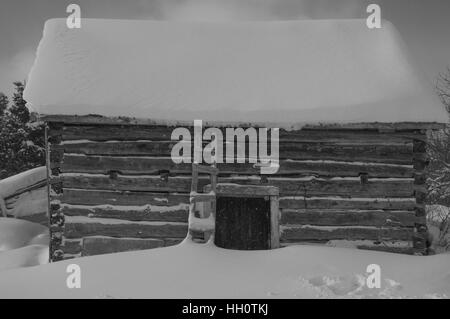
[61,189,416,211]
[195,164,219,175]
[62,189,189,206]
[62,239,83,255]
[56,141,175,156]
[164,238,183,247]
[280,209,418,227]
[61,204,188,222]
[281,241,416,254]
[82,236,165,256]
[204,184,279,197]
[356,245,416,255]
[279,196,416,211]
[61,155,414,178]
[190,193,216,203]
[280,142,413,164]
[57,124,425,144]
[56,140,413,164]
[62,175,415,198]
[61,125,175,141]
[42,115,443,131]
[281,225,414,241]
[64,219,188,239]
[280,130,424,143]
[300,122,442,131]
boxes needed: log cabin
[24,18,448,261]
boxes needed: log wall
[46,117,432,259]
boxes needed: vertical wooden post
[412,137,428,255]
[270,195,280,249]
[209,163,217,244]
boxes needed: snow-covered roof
[24,18,447,124]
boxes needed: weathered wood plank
[62,155,414,178]
[57,140,413,164]
[82,236,165,256]
[279,130,425,143]
[64,220,188,239]
[279,196,416,211]
[62,239,83,255]
[42,115,444,130]
[61,204,188,222]
[281,240,416,254]
[356,245,416,255]
[57,141,176,156]
[300,122,443,131]
[280,209,418,227]
[281,225,414,241]
[61,189,189,206]
[61,125,176,141]
[58,124,424,144]
[62,175,415,198]
[62,190,416,211]
[279,142,413,164]
[204,184,279,197]
[164,238,183,247]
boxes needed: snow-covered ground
[0,218,48,271]
[0,169,448,298]
[0,241,448,299]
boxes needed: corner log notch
[46,122,65,262]
[412,138,429,254]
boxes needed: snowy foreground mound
[0,218,49,271]
[0,242,449,299]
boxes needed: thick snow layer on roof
[24,18,447,123]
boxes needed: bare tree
[437,67,450,112]
[427,67,450,252]
[429,68,450,205]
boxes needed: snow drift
[0,167,47,221]
[0,242,448,299]
[0,167,46,200]
[0,218,49,271]
[24,19,447,123]
[0,245,48,271]
[0,218,48,251]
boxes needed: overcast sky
[0,0,449,97]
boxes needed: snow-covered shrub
[425,69,450,254]
[0,82,45,179]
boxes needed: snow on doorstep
[0,242,449,298]
[25,18,447,124]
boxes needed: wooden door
[215,196,271,250]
